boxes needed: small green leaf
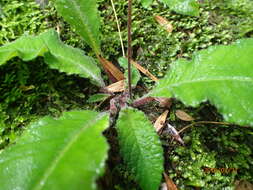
[150,38,253,126]
[0,110,109,190]
[118,57,141,88]
[87,93,111,103]
[54,0,101,54]
[160,0,199,16]
[116,108,164,190]
[0,29,104,86]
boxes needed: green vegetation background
[0,0,252,189]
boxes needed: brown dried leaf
[104,80,125,93]
[98,56,124,82]
[131,60,158,81]
[235,180,253,190]
[155,97,172,108]
[154,110,169,132]
[163,172,178,190]
[175,110,194,121]
[167,123,185,145]
[155,16,173,33]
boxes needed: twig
[178,121,251,134]
[110,0,125,57]
[127,0,132,99]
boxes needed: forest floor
[0,0,253,189]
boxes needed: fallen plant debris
[130,60,159,81]
[167,123,185,145]
[235,180,253,190]
[163,172,178,190]
[98,56,124,82]
[175,110,195,121]
[154,110,169,132]
[103,80,125,93]
[155,15,173,33]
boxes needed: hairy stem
[127,0,132,99]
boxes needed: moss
[166,103,253,189]
[99,0,253,85]
[0,58,98,149]
[168,128,236,189]
[0,0,55,45]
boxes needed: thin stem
[110,0,125,57]
[127,0,132,99]
[178,121,251,134]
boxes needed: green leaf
[0,29,104,86]
[87,93,111,103]
[116,108,164,190]
[150,38,253,126]
[118,57,141,88]
[54,0,101,55]
[0,34,47,63]
[160,0,199,16]
[42,30,104,86]
[141,0,153,8]
[0,110,109,190]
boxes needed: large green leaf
[54,0,101,54]
[160,0,199,16]
[116,108,164,190]
[0,29,104,86]
[87,93,111,103]
[150,38,253,126]
[0,110,109,190]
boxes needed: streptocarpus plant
[0,0,253,190]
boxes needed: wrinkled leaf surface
[0,29,104,86]
[54,0,101,54]
[0,110,109,190]
[150,38,253,126]
[116,108,164,190]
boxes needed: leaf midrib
[32,113,105,190]
[124,110,148,185]
[48,47,103,86]
[152,76,253,96]
[70,0,100,54]
[170,76,253,86]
